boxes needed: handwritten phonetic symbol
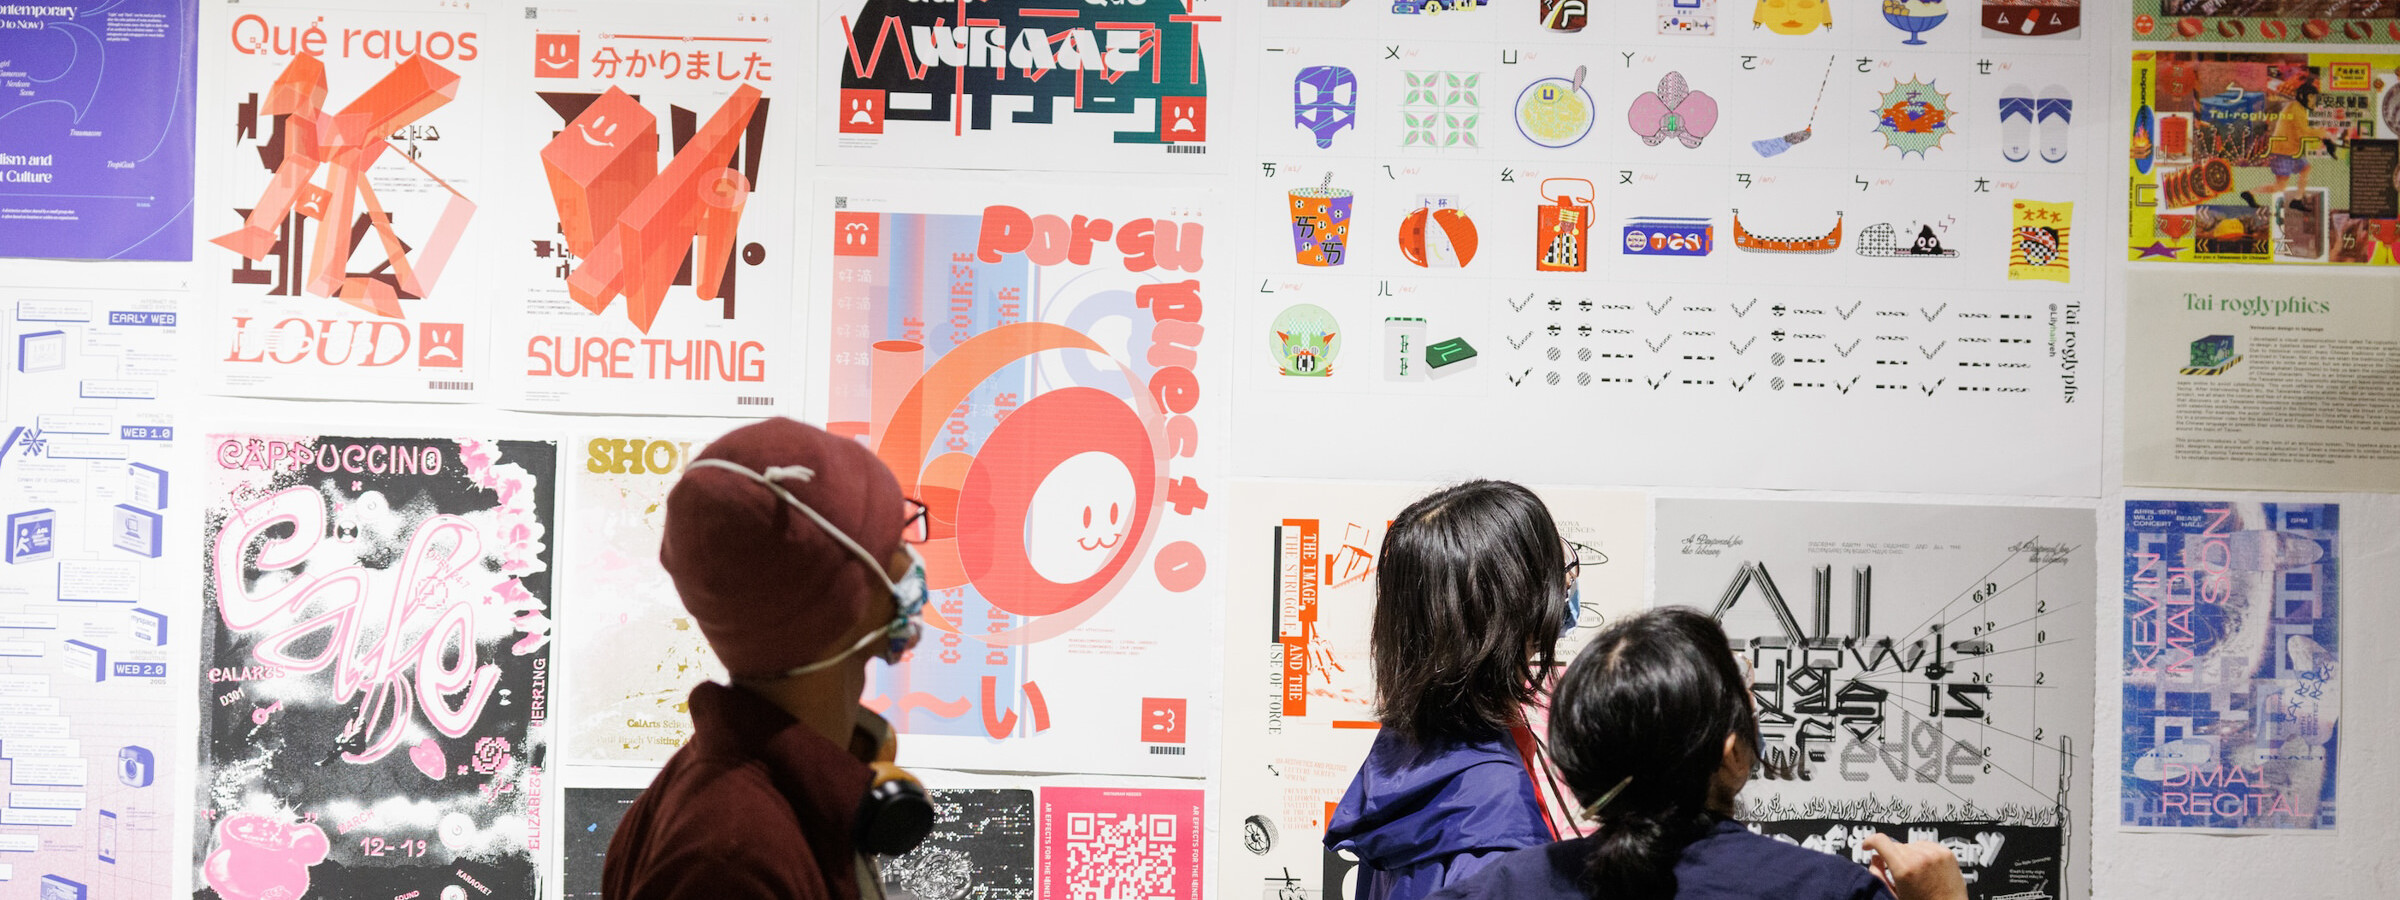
[1920,341,1946,359]
[1920,303,1947,321]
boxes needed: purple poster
[0,0,196,261]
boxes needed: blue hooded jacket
[1324,728,1554,900]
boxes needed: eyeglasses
[1563,538,1606,582]
[900,497,930,545]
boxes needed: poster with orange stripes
[201,0,492,401]
[1217,480,1643,900]
[810,176,1220,776]
[494,4,803,415]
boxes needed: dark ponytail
[1546,608,1758,900]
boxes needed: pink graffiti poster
[496,4,801,415]
[1040,787,1205,900]
[196,434,555,900]
[203,0,492,402]
[816,178,1219,777]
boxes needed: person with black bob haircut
[1325,480,1581,900]
[1427,607,1968,900]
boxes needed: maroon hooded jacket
[604,682,877,900]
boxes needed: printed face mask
[1562,576,1582,637]
[684,459,930,677]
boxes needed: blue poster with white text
[2122,500,2339,831]
[0,0,195,261]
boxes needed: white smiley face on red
[1023,451,1137,584]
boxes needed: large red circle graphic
[872,322,1169,645]
[954,387,1158,617]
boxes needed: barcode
[1148,746,1186,756]
[737,396,775,406]
[1165,145,1207,154]
[428,381,474,391]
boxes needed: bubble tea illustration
[1290,174,1355,266]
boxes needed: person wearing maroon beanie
[604,417,934,900]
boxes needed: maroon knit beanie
[660,418,906,678]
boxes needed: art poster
[2121,500,2339,831]
[559,787,641,900]
[1653,499,2095,900]
[497,4,800,415]
[2127,50,2400,265]
[1980,0,2080,39]
[201,0,492,400]
[816,177,1219,776]
[2133,2,2400,44]
[881,788,1037,900]
[0,0,196,262]
[558,431,724,765]
[0,290,183,900]
[1241,8,2107,496]
[196,434,555,900]
[1218,480,1646,900]
[2120,270,2400,493]
[819,0,1219,171]
[1039,786,1204,900]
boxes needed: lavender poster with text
[2123,500,2339,831]
[0,0,195,260]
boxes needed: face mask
[1561,577,1582,638]
[684,459,930,677]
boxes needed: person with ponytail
[1324,480,1584,900]
[1428,607,1968,900]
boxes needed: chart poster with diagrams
[497,4,802,415]
[812,177,1219,776]
[2121,500,2340,832]
[1218,480,1645,900]
[200,0,492,401]
[1654,498,2095,900]
[0,0,197,262]
[196,434,555,900]
[819,0,1220,171]
[2132,2,2400,44]
[0,289,183,900]
[2127,50,2400,265]
[556,431,724,765]
[1241,3,2105,495]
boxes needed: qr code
[1062,812,1179,900]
